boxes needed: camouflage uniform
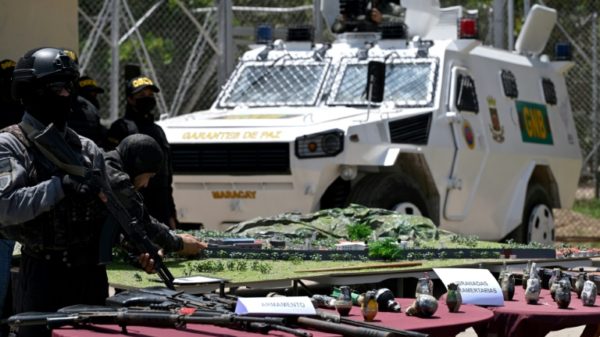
[0,113,108,337]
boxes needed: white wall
[0,0,78,61]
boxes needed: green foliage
[119,33,174,66]
[108,259,481,288]
[573,199,600,219]
[347,222,373,241]
[450,234,480,248]
[182,259,272,276]
[368,238,401,260]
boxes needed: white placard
[173,276,226,285]
[434,268,504,306]
[235,296,316,316]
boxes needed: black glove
[61,174,97,196]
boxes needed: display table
[51,297,493,337]
[475,287,600,337]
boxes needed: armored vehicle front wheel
[511,184,555,245]
[348,173,430,218]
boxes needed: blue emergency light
[256,24,273,44]
[554,42,572,61]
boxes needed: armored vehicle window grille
[170,143,290,175]
[456,74,479,113]
[218,58,330,108]
[388,113,432,145]
[542,78,557,105]
[328,58,437,107]
[501,69,518,98]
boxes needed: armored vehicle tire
[513,184,555,245]
[348,173,429,218]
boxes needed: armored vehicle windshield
[219,58,330,107]
[330,58,437,107]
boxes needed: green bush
[347,222,373,241]
[368,238,401,260]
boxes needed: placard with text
[434,268,504,306]
[235,296,317,315]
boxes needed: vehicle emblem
[487,96,505,143]
[516,101,554,145]
[463,120,475,149]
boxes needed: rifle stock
[22,122,175,289]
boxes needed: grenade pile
[504,262,598,308]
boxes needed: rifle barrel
[340,318,428,337]
[296,316,397,337]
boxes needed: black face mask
[134,96,156,117]
[27,89,72,130]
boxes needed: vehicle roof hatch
[515,4,557,56]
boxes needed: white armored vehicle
[159,1,581,244]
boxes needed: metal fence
[78,0,600,241]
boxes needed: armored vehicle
[158,1,581,244]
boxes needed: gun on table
[106,286,237,314]
[3,305,312,337]
[20,121,175,289]
[108,287,428,337]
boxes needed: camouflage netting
[225,204,442,241]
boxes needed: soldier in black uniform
[0,48,197,337]
[0,59,24,128]
[77,75,104,110]
[68,75,107,147]
[331,0,404,33]
[0,47,107,337]
[107,76,178,229]
[104,133,205,257]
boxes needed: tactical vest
[0,124,106,264]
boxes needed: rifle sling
[19,121,87,177]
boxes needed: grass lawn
[107,258,482,289]
[573,199,600,219]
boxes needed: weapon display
[4,304,426,337]
[107,287,427,337]
[4,286,429,337]
[3,305,312,337]
[21,121,175,289]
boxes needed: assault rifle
[3,305,312,337]
[20,121,175,289]
[5,306,426,337]
[106,287,428,337]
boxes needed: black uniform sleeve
[106,119,133,151]
[105,154,183,253]
[138,125,177,225]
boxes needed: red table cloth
[51,297,493,337]
[476,287,600,337]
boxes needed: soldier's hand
[177,233,208,256]
[370,8,383,24]
[138,250,164,274]
[61,174,98,196]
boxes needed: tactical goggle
[46,81,75,95]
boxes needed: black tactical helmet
[12,47,79,100]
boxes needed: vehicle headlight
[295,129,344,158]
